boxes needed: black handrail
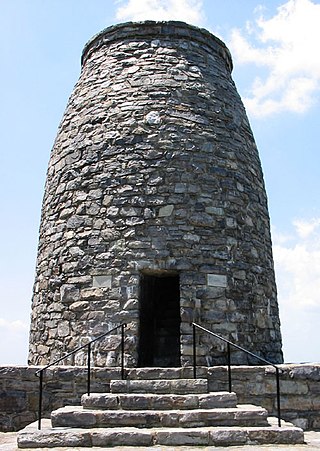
[35,323,126,430]
[192,322,282,427]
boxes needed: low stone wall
[0,366,122,432]
[208,364,320,430]
[0,364,319,432]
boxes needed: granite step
[16,372,305,448]
[51,404,269,429]
[17,418,305,448]
[81,391,238,410]
[124,366,207,380]
[110,378,208,394]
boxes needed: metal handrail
[35,323,126,430]
[192,322,282,427]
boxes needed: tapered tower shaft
[29,21,283,367]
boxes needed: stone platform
[17,374,304,448]
[1,364,320,433]
[4,430,320,451]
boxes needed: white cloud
[293,218,320,239]
[273,217,320,308]
[0,318,28,332]
[271,226,294,245]
[115,0,204,25]
[0,318,29,365]
[274,220,320,362]
[229,0,320,117]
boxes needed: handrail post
[38,370,43,430]
[121,324,125,380]
[34,322,126,427]
[192,323,197,379]
[276,367,281,427]
[227,342,232,393]
[87,342,91,396]
[192,322,282,428]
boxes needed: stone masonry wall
[29,21,282,367]
[0,364,319,432]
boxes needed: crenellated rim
[81,20,233,72]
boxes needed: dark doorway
[138,273,181,367]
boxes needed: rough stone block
[98,410,160,427]
[51,407,97,428]
[247,427,304,444]
[119,394,151,410]
[171,379,208,394]
[18,430,92,448]
[281,396,313,411]
[81,393,118,410]
[289,365,320,381]
[158,204,174,217]
[0,390,26,413]
[210,429,247,445]
[156,429,209,445]
[91,429,153,447]
[198,392,237,409]
[60,285,79,303]
[110,378,208,394]
[280,380,309,395]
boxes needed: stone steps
[81,391,238,410]
[17,418,305,448]
[16,373,305,448]
[109,378,208,394]
[51,404,269,429]
[123,367,204,380]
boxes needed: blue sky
[0,0,319,365]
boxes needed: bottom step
[17,418,304,448]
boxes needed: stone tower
[28,21,283,367]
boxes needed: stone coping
[81,20,233,72]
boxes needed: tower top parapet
[81,20,233,72]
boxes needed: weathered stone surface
[247,426,305,445]
[51,405,269,429]
[18,429,92,448]
[81,393,118,410]
[81,391,237,411]
[60,285,79,304]
[51,406,97,428]
[91,429,153,447]
[110,378,208,394]
[156,428,209,445]
[289,365,320,381]
[16,422,304,448]
[48,373,269,436]
[9,371,306,449]
[28,20,283,367]
[2,364,319,433]
[209,429,247,445]
[198,392,237,409]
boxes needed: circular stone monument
[28,21,283,367]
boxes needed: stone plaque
[207,274,227,288]
[92,275,112,288]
